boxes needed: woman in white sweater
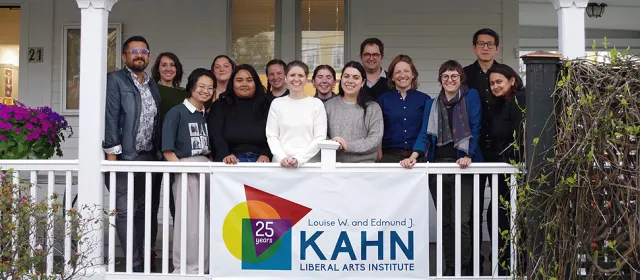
[266,61,327,167]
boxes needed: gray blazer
[102,68,161,160]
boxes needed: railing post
[319,140,340,171]
[75,0,118,278]
[521,51,561,277]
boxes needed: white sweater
[266,95,327,166]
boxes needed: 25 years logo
[222,184,312,270]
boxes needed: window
[231,0,275,72]
[301,0,344,72]
[61,24,121,113]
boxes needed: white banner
[211,172,430,279]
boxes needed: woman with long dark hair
[324,61,383,163]
[485,63,525,276]
[208,64,272,164]
[400,60,483,276]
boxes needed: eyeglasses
[196,83,215,93]
[129,49,150,55]
[475,41,496,49]
[441,74,460,81]
[362,53,381,59]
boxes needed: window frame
[60,23,121,115]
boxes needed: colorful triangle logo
[244,184,312,257]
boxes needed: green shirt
[158,84,190,121]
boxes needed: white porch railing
[0,143,520,280]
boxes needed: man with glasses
[103,35,161,272]
[360,38,388,101]
[463,28,501,275]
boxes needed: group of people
[102,28,525,275]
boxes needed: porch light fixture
[586,3,607,18]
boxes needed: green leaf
[620,98,628,106]
[533,138,539,147]
[557,80,564,87]
[566,177,575,184]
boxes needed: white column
[552,0,589,59]
[75,0,118,277]
[319,140,340,171]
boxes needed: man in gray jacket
[103,36,161,272]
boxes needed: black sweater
[485,90,526,163]
[208,97,272,161]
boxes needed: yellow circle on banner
[222,200,280,260]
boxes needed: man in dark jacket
[103,36,161,272]
[463,28,501,275]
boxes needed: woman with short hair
[266,59,288,99]
[324,61,383,163]
[400,60,483,276]
[266,61,327,167]
[208,64,272,164]
[377,54,431,163]
[161,68,215,274]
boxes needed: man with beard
[103,36,161,272]
[359,38,388,102]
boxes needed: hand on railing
[222,155,238,164]
[280,157,298,168]
[331,136,347,151]
[456,156,472,168]
[400,151,420,169]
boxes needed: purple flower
[0,110,10,120]
[25,122,34,130]
[0,134,6,141]
[14,128,21,133]
[0,121,12,130]
[26,131,39,141]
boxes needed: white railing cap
[318,140,340,150]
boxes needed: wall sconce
[586,3,607,18]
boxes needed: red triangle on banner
[244,184,312,226]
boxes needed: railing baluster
[436,174,443,277]
[144,172,152,274]
[473,173,480,277]
[126,172,134,273]
[180,172,188,274]
[64,171,72,274]
[425,173,430,277]
[108,172,116,273]
[162,172,170,274]
[199,173,206,275]
[491,173,499,276]
[510,174,518,276]
[46,171,55,275]
[209,173,215,274]
[454,174,461,276]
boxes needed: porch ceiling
[519,0,640,31]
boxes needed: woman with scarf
[400,60,483,276]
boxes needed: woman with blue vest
[400,60,483,276]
